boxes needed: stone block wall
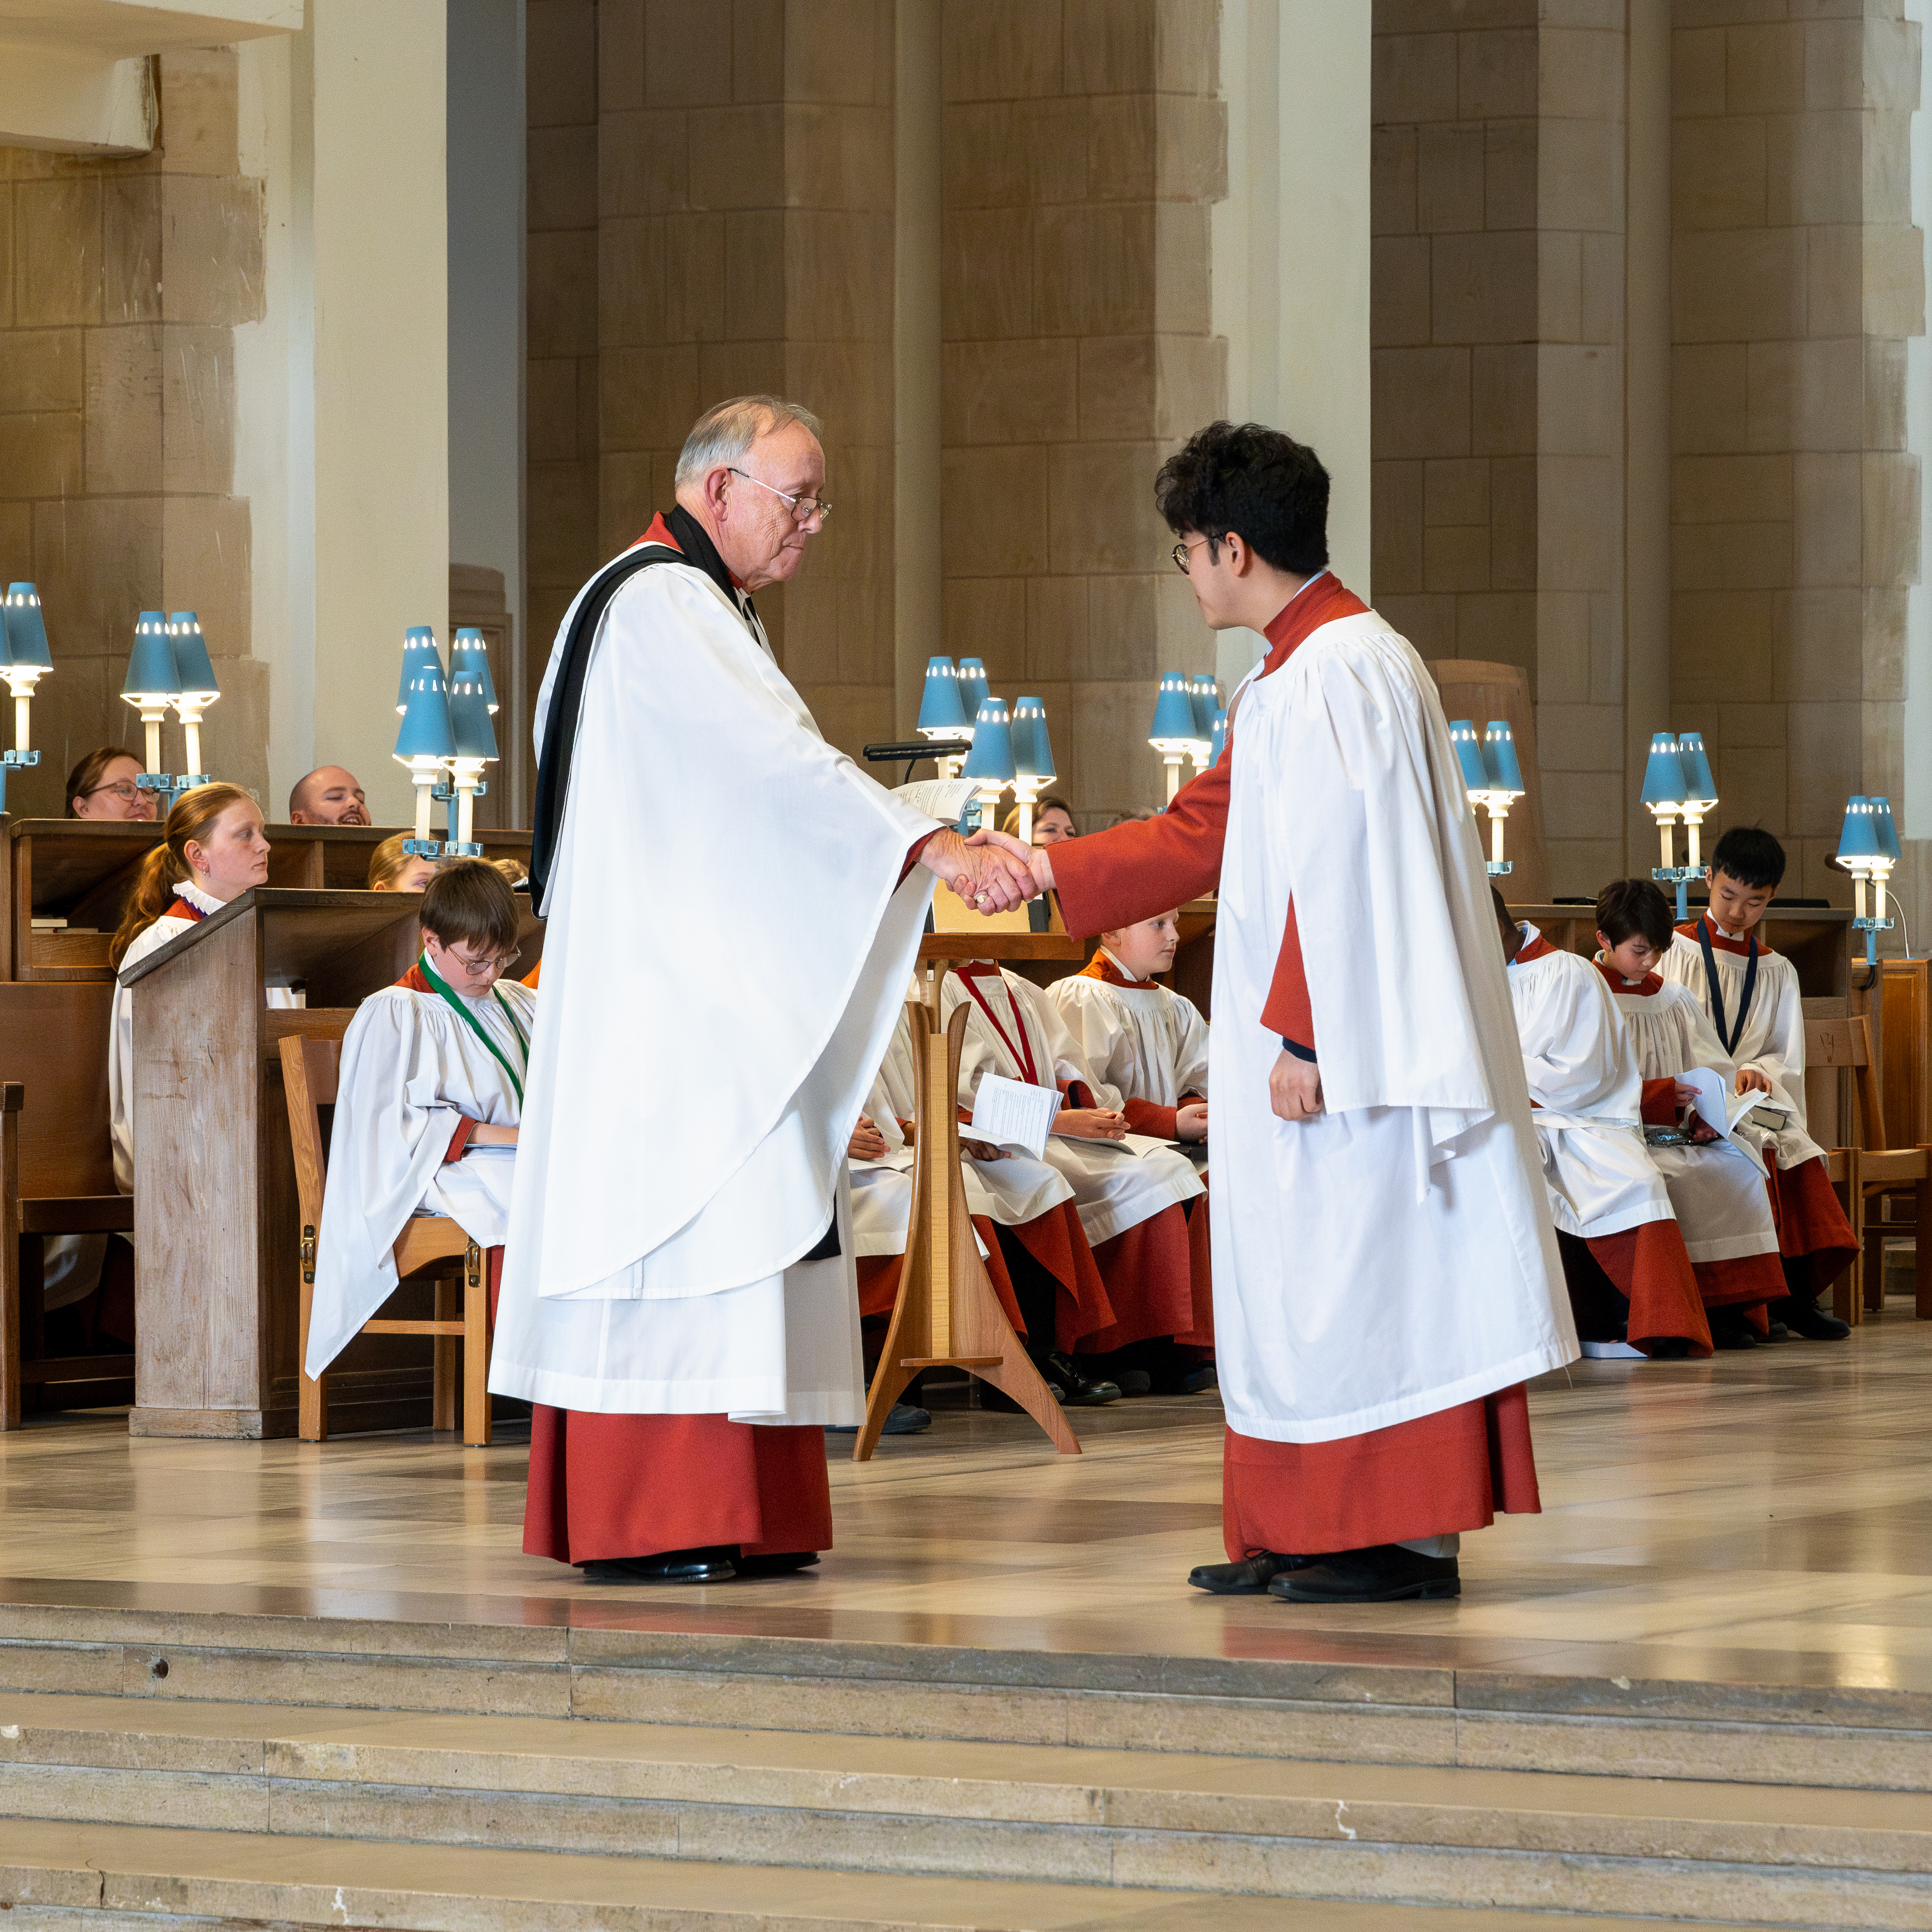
[0,50,268,814]
[940,0,1225,824]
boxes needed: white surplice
[941,965,1202,1245]
[303,978,536,1377]
[1213,614,1575,1444]
[1505,930,1673,1240]
[1048,954,1210,1115]
[1661,926,1823,1168]
[1604,973,1781,1265]
[489,548,942,1426]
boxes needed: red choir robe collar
[1512,926,1557,964]
[1595,959,1663,997]
[1079,947,1154,989]
[165,896,206,925]
[1676,915,1771,957]
[637,510,749,591]
[395,961,434,993]
[1258,570,1370,675]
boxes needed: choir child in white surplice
[1592,878,1788,1348]
[1661,827,1855,1340]
[303,862,534,1380]
[943,960,1204,1396]
[1048,911,1216,1390]
[1494,889,1710,1359]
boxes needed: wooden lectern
[118,887,544,1439]
[853,928,1085,1462]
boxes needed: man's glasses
[1172,536,1218,574]
[729,468,832,525]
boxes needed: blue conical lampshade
[917,656,967,734]
[1870,795,1902,864]
[1149,672,1197,748]
[396,625,441,715]
[961,697,1015,782]
[122,612,179,700]
[1837,796,1879,865]
[1188,674,1220,743]
[1484,720,1525,796]
[955,657,990,725]
[1641,733,1687,808]
[1211,707,1227,763]
[166,612,218,701]
[394,651,456,762]
[3,585,52,669]
[1448,720,1493,794]
[1010,696,1055,782]
[449,628,499,711]
[1676,729,1715,803]
[447,655,499,761]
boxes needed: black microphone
[862,740,970,763]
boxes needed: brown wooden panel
[0,983,118,1196]
[1880,959,1931,1151]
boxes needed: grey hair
[674,395,825,490]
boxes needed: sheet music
[1677,1067,1789,1143]
[969,1073,1060,1159]
[893,777,978,822]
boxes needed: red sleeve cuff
[1258,899,1313,1042]
[1061,1078,1096,1110]
[1639,1078,1679,1127]
[898,831,937,890]
[444,1117,477,1163]
[1123,1097,1178,1139]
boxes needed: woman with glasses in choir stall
[303,861,535,1382]
[66,747,158,821]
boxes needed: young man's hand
[1176,1101,1208,1142]
[1055,1106,1128,1141]
[1734,1067,1774,1096]
[961,1138,1008,1161]
[848,1115,888,1160]
[1269,1053,1322,1120]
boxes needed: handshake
[917,827,1055,915]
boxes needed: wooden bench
[0,983,136,1426]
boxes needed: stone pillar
[940,0,1225,827]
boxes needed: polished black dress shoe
[1176,1361,1218,1394]
[826,1403,931,1435]
[1188,1551,1314,1593]
[1269,1544,1459,1603]
[1041,1351,1121,1405]
[1763,1320,1794,1342]
[1648,1336,1692,1359]
[1778,1296,1852,1341]
[1708,1309,1759,1349]
[579,1545,738,1584]
[732,1551,821,1578]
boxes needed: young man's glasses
[1172,536,1218,574]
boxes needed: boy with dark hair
[1660,827,1854,1339]
[304,860,533,1383]
[1495,890,1709,1358]
[1593,878,1787,1347]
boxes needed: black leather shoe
[1041,1351,1120,1405]
[732,1551,820,1578]
[1648,1336,1692,1359]
[826,1403,931,1435]
[579,1545,738,1584]
[1111,1369,1154,1397]
[1176,1362,1218,1394]
[1708,1309,1759,1349]
[1763,1320,1794,1342]
[1188,1551,1314,1594]
[1269,1544,1460,1603]
[1779,1296,1852,1341]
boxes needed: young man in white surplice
[303,861,534,1380]
[1047,910,1215,1391]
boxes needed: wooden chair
[278,1035,494,1444]
[1805,1012,1932,1323]
[0,984,138,1428]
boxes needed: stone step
[0,1816,1762,1932]
[1,1603,1929,1793]
[1,1691,1929,1927]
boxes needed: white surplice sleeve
[1046,979,1135,1110]
[1740,956,1805,1099]
[1511,958,1636,1118]
[1171,993,1210,1100]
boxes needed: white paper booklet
[969,1073,1060,1159]
[893,777,978,822]
[1677,1067,1791,1144]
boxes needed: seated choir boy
[1593,878,1788,1347]
[850,1000,1122,1410]
[1047,910,1216,1393]
[1495,889,1709,1358]
[1661,827,1855,1339]
[942,958,1205,1392]
[303,861,534,1381]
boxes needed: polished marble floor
[2,1303,1928,1695]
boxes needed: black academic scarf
[528,505,757,908]
[1696,916,1759,1059]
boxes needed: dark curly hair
[1152,421,1330,575]
[1595,877,1675,953]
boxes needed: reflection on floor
[2,1305,1929,1694]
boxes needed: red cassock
[1050,573,1540,1557]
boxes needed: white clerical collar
[1504,923,1538,977]
[1712,918,1746,941]
[1281,568,1329,610]
[1098,945,1150,985]
[178,881,226,915]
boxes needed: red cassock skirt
[1221,1385,1539,1558]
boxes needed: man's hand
[1055,1106,1128,1141]
[1734,1067,1773,1096]
[1268,1053,1322,1121]
[961,1138,1008,1161]
[969,827,1053,900]
[920,828,1032,913]
[1176,1101,1208,1143]
[848,1115,887,1161]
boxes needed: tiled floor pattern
[1,1305,1928,1695]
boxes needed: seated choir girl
[368,834,440,892]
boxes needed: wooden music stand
[852,928,1085,1462]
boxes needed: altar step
[0,1604,1926,1928]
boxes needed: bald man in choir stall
[287,765,371,825]
[988,421,1577,1604]
[1048,912,1217,1393]
[1495,889,1711,1360]
[488,394,1034,1585]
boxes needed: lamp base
[1853,913,1895,967]
[431,780,489,802]
[2,750,39,769]
[1652,864,1708,924]
[440,840,484,859]
[1485,860,1513,878]
[137,773,213,815]
[401,838,444,859]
